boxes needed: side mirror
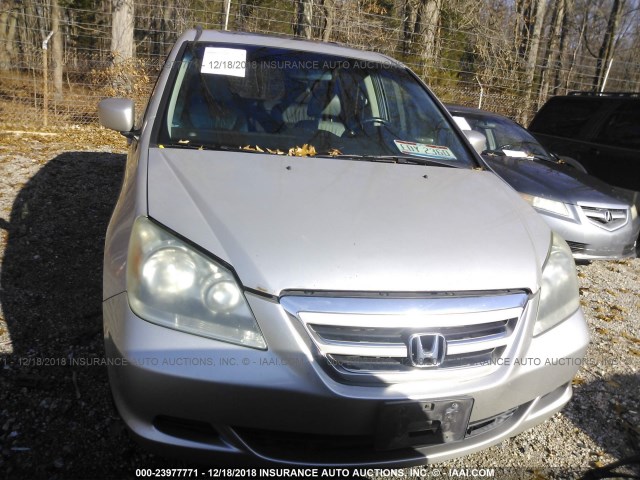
[462,130,487,155]
[98,98,135,133]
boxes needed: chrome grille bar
[281,292,527,381]
[298,308,524,328]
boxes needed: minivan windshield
[156,43,475,168]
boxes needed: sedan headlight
[520,193,570,218]
[534,232,580,336]
[126,217,266,349]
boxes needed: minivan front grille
[281,292,528,383]
[580,205,628,231]
[329,346,504,373]
[313,319,515,373]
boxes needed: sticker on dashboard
[394,140,457,160]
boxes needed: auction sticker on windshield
[201,47,247,77]
[394,140,457,160]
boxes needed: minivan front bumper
[103,290,589,466]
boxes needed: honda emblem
[407,333,447,367]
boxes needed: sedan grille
[281,292,528,383]
[580,205,628,231]
[566,240,588,253]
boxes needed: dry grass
[0,123,126,164]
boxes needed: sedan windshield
[452,111,552,160]
[156,42,475,168]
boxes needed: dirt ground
[0,127,638,480]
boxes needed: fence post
[224,0,231,30]
[42,31,54,127]
[476,76,484,110]
[600,58,614,93]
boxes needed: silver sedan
[448,105,640,260]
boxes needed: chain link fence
[1,0,639,128]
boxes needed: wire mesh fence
[0,0,638,128]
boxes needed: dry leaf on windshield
[288,144,317,157]
[241,145,264,152]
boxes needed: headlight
[534,232,580,336]
[520,193,570,217]
[126,217,266,349]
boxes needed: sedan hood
[147,148,550,295]
[484,156,631,207]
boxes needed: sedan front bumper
[537,206,639,260]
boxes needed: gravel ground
[0,128,638,480]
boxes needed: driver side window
[380,76,439,144]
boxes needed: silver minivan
[99,29,589,466]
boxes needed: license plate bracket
[375,397,473,451]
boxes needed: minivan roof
[175,29,403,67]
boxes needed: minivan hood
[147,148,549,295]
[483,156,630,207]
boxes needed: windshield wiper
[379,155,458,168]
[316,154,458,168]
[157,146,462,167]
[482,149,507,157]
[529,154,554,163]
[156,142,238,152]
[484,150,553,163]
[315,153,373,161]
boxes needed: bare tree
[237,0,260,31]
[1,0,639,127]
[401,0,417,55]
[320,0,334,42]
[564,1,589,91]
[0,0,18,70]
[515,0,548,121]
[51,0,63,100]
[294,0,313,39]
[400,0,440,65]
[416,0,440,64]
[111,0,134,63]
[465,0,526,113]
[537,0,566,106]
[514,0,533,59]
[552,0,573,94]
[592,0,623,91]
[525,0,547,82]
